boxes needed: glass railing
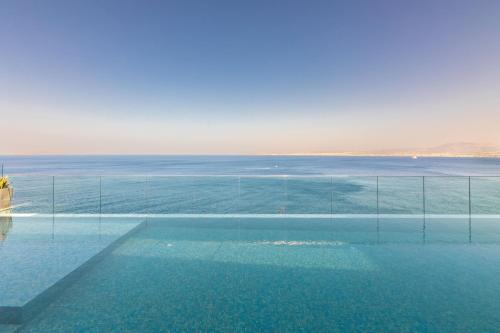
[4,175,500,217]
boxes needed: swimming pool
[2,216,499,332]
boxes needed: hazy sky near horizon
[1,0,500,154]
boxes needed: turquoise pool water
[0,216,143,329]
[11,217,500,332]
[0,217,141,307]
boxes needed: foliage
[0,176,9,189]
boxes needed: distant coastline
[1,143,500,158]
[270,152,500,158]
[1,153,500,158]
[274,143,500,158]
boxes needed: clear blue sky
[1,0,500,154]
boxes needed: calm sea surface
[2,155,500,215]
[1,155,500,176]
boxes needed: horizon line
[1,153,500,158]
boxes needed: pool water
[0,216,144,329]
[13,217,500,332]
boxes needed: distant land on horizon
[274,143,500,158]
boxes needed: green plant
[0,176,9,189]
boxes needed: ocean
[2,155,500,176]
[1,155,499,215]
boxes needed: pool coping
[0,221,146,325]
[8,213,500,219]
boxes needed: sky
[1,0,500,155]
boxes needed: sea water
[1,156,500,215]
[2,155,500,176]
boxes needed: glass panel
[238,177,286,214]
[147,176,239,214]
[424,177,469,215]
[197,176,239,214]
[471,177,500,214]
[378,177,423,214]
[332,177,377,214]
[54,176,100,214]
[147,176,197,214]
[286,177,331,214]
[101,176,148,214]
[9,176,53,214]
[7,175,500,224]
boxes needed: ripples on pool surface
[10,217,500,332]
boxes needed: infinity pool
[4,217,500,332]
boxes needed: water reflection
[139,217,500,245]
[0,210,12,241]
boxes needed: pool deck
[0,217,145,324]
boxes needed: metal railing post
[422,176,426,243]
[52,176,55,240]
[99,176,102,216]
[99,176,102,238]
[469,176,472,243]
[376,176,380,243]
[145,176,149,225]
[238,176,241,214]
[330,176,333,216]
[283,176,287,215]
